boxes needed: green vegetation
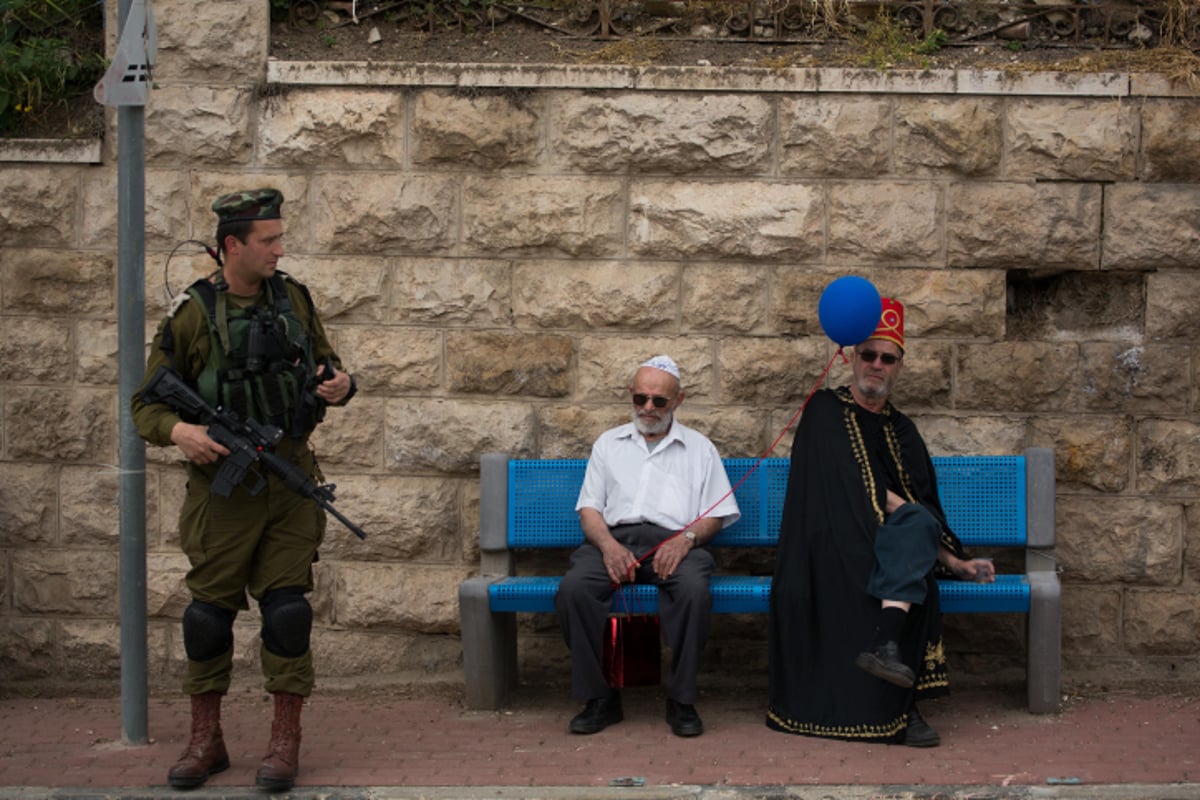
[0,0,105,134]
[915,27,948,55]
[855,9,946,69]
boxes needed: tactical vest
[168,273,327,438]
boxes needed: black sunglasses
[632,393,672,408]
[858,349,901,366]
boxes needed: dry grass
[571,38,671,64]
[998,45,1200,86]
[1162,0,1198,45]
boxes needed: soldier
[132,188,356,791]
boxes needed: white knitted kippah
[640,354,680,380]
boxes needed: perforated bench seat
[487,575,775,615]
[461,448,1060,713]
[487,573,1037,615]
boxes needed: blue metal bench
[461,448,1060,712]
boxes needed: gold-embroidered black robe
[766,386,963,742]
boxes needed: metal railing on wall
[289,0,1200,50]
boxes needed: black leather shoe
[904,705,940,747]
[665,698,703,737]
[855,640,915,688]
[569,691,623,734]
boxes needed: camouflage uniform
[132,280,341,695]
[132,188,354,791]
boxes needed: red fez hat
[866,297,904,352]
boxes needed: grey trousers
[867,503,942,605]
[554,522,716,704]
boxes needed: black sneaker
[665,698,703,737]
[568,691,623,734]
[855,640,915,688]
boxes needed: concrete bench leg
[1027,571,1061,713]
[460,578,518,710]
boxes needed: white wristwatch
[684,531,697,545]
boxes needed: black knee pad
[259,587,312,659]
[182,601,236,662]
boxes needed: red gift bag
[603,614,661,688]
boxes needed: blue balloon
[818,276,882,347]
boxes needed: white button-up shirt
[576,420,741,532]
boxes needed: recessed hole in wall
[1005,270,1146,341]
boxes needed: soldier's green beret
[211,188,284,224]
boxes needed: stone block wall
[1,0,1198,695]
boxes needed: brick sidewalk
[0,682,1196,795]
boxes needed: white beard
[631,408,673,438]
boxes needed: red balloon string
[614,345,848,593]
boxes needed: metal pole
[115,0,149,745]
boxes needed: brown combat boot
[255,691,304,791]
[167,691,230,789]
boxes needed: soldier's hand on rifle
[170,421,231,465]
[314,363,353,404]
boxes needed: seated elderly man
[554,355,740,737]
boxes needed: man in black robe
[766,297,994,747]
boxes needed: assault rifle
[140,366,367,540]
